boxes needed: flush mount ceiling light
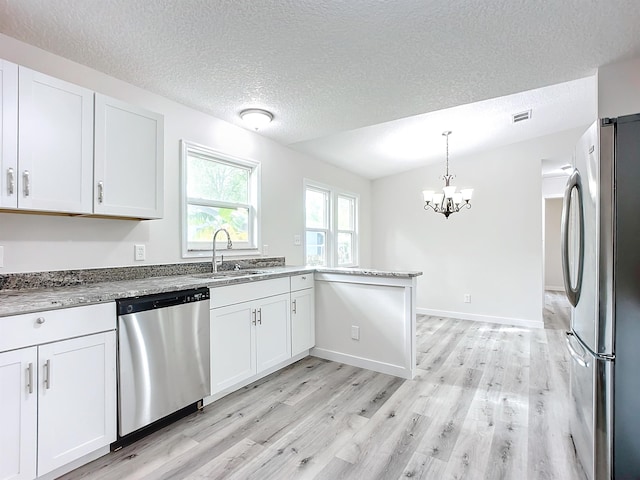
[422,131,473,219]
[240,108,273,130]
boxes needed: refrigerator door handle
[566,331,590,368]
[561,169,585,307]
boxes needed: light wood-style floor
[61,291,580,480]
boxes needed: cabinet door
[0,59,18,209]
[291,288,315,356]
[256,293,291,373]
[94,94,163,219]
[210,302,256,394]
[17,67,93,214]
[0,347,37,480]
[37,332,116,476]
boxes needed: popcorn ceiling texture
[1,0,639,149]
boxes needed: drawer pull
[26,363,34,394]
[301,276,307,280]
[36,317,45,325]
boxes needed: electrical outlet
[263,244,269,255]
[464,294,471,303]
[0,246,3,268]
[351,325,360,340]
[134,244,146,261]
[294,234,301,246]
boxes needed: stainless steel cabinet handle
[252,309,257,326]
[23,170,30,197]
[292,299,297,314]
[44,359,51,389]
[98,181,104,203]
[36,317,45,325]
[26,363,34,394]
[257,308,262,325]
[7,168,14,195]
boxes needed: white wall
[544,198,564,290]
[370,128,584,327]
[542,174,570,198]
[0,34,372,273]
[598,56,640,118]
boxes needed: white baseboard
[416,308,544,329]
[545,285,565,292]
[310,347,413,379]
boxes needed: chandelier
[422,131,473,218]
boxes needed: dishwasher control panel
[117,287,210,315]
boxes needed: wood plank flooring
[61,292,580,479]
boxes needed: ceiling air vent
[512,110,532,123]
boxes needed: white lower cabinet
[290,274,315,356]
[291,288,315,355]
[0,303,116,480]
[210,302,255,393]
[37,332,116,476]
[210,278,291,395]
[0,347,37,480]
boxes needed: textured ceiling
[1,0,639,178]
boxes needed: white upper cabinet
[0,59,18,209]
[17,67,94,214]
[94,94,164,219]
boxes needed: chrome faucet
[212,228,233,272]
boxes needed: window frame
[181,140,261,258]
[303,179,359,267]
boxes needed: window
[181,141,260,257]
[304,181,358,267]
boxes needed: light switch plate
[351,325,360,340]
[0,246,3,267]
[134,244,146,261]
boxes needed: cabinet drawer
[0,302,116,352]
[210,277,290,309]
[290,273,314,291]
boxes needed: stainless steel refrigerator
[562,113,640,480]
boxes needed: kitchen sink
[189,270,265,280]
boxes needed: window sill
[183,248,262,259]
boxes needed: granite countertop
[0,265,422,317]
[316,267,422,277]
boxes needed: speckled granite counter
[0,264,421,317]
[315,267,422,278]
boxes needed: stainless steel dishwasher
[116,287,210,438]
